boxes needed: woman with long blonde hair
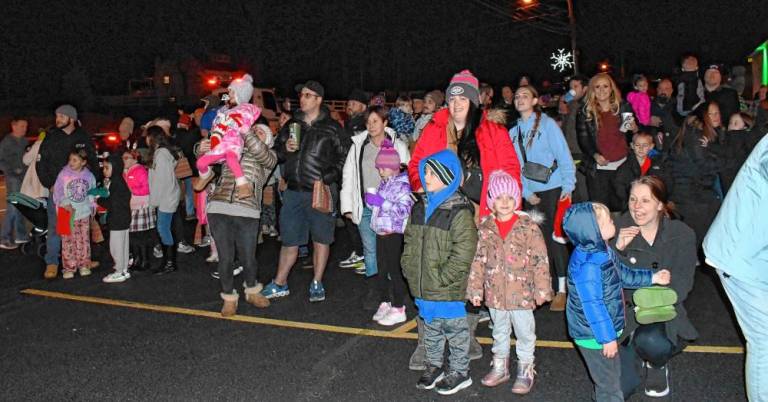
[576,73,637,211]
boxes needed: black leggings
[523,187,569,279]
[376,233,406,308]
[586,168,622,211]
[208,213,260,294]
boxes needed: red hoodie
[408,108,521,217]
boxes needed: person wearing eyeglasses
[261,80,347,303]
[614,131,669,210]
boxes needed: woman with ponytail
[612,176,699,398]
[510,85,575,311]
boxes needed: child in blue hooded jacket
[562,202,670,401]
[401,150,477,396]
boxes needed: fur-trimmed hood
[484,108,507,126]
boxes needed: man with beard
[37,104,100,279]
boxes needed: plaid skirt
[130,206,157,232]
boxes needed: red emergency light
[207,77,219,86]
[106,133,119,143]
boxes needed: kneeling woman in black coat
[612,176,698,398]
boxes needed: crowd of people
[2,52,767,400]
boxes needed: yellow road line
[21,288,744,354]
[391,319,418,334]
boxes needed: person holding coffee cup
[576,73,638,211]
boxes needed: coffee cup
[620,112,634,132]
[289,122,301,149]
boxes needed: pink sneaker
[377,306,406,326]
[372,302,391,321]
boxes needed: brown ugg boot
[220,292,239,317]
[244,285,270,308]
[44,264,58,280]
[193,172,215,192]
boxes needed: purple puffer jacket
[370,171,413,235]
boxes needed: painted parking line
[21,288,744,354]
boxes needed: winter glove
[364,193,384,207]
[88,187,109,198]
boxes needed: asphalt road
[0,216,748,401]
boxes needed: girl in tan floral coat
[466,170,553,394]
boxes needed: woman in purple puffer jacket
[365,138,415,326]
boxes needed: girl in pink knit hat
[465,169,553,394]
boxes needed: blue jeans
[183,177,195,217]
[357,207,377,277]
[156,211,175,246]
[44,195,61,265]
[1,176,28,242]
[718,270,768,401]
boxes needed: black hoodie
[97,153,131,231]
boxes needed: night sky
[2,0,767,111]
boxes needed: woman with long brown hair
[613,176,698,398]
[665,100,723,249]
[576,73,638,211]
[511,85,575,311]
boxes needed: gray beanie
[55,104,78,120]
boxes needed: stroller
[6,192,48,258]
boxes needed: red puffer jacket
[408,108,521,217]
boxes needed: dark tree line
[1,0,767,112]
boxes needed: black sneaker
[644,362,670,397]
[435,371,473,395]
[416,366,444,390]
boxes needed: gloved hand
[88,187,109,198]
[364,192,384,207]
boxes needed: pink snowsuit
[196,103,261,180]
[627,91,651,126]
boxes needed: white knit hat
[228,74,254,105]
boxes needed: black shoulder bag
[517,127,558,184]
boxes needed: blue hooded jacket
[418,149,463,224]
[563,203,653,344]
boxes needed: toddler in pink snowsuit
[196,73,261,199]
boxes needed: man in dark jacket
[338,89,369,270]
[37,105,101,279]
[702,64,740,125]
[0,117,31,249]
[649,78,680,152]
[261,80,346,303]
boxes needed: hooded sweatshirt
[97,153,132,231]
[562,203,653,346]
[53,165,96,221]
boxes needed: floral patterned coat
[466,212,553,310]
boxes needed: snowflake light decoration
[550,49,574,72]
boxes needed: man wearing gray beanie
[37,103,101,280]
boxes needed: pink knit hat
[375,138,401,171]
[446,69,480,106]
[487,170,521,209]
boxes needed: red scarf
[495,214,519,240]
[640,157,651,176]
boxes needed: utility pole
[566,0,579,75]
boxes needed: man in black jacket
[262,80,346,303]
[338,89,368,270]
[37,104,101,279]
[703,64,740,125]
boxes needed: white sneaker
[372,302,392,321]
[267,226,279,237]
[79,267,92,277]
[153,244,163,258]
[233,266,243,276]
[377,306,406,326]
[199,236,212,248]
[103,271,131,283]
[177,242,195,254]
[339,251,364,268]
